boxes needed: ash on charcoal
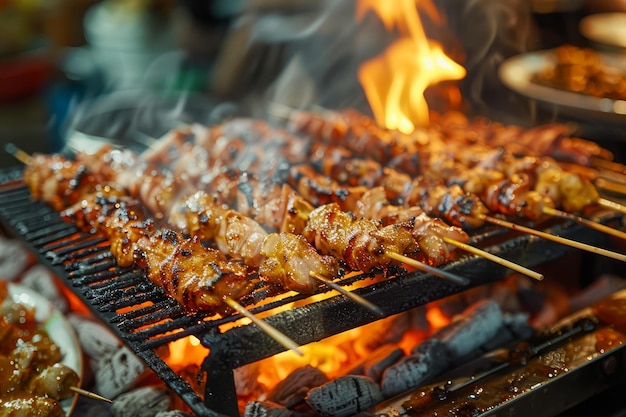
[450,312,533,364]
[430,299,504,359]
[306,375,383,417]
[110,386,170,417]
[19,265,68,312]
[268,365,328,408]
[245,400,293,417]
[381,339,451,398]
[0,236,30,280]
[68,313,121,360]
[155,411,195,417]
[353,314,413,354]
[480,313,533,352]
[95,346,147,399]
[380,300,507,398]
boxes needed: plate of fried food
[498,44,626,123]
[1,280,83,416]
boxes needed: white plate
[498,48,626,123]
[4,283,83,416]
[580,13,626,49]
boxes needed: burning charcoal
[110,386,170,417]
[569,274,626,313]
[245,400,293,417]
[353,314,412,355]
[305,375,383,417]
[95,346,147,399]
[432,295,467,319]
[407,306,431,333]
[348,344,404,383]
[19,265,69,312]
[381,339,450,398]
[268,365,328,408]
[236,362,266,399]
[431,299,504,360]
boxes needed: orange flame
[357,0,466,132]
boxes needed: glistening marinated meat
[259,233,341,294]
[303,203,469,272]
[135,229,253,315]
[63,195,254,314]
[23,154,103,211]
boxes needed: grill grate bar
[31,228,82,248]
[83,280,153,302]
[13,212,66,229]
[125,317,208,342]
[40,234,105,255]
[0,192,32,208]
[24,222,78,241]
[66,257,120,277]
[85,270,144,291]
[116,305,188,333]
[46,238,109,263]
[111,300,181,324]
[94,288,167,312]
[139,322,223,351]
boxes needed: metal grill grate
[0,166,619,416]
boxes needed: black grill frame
[0,166,619,416]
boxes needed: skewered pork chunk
[135,229,253,314]
[259,233,341,294]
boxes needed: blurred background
[0,0,624,168]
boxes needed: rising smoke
[236,0,538,121]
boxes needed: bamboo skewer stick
[385,251,469,286]
[5,143,31,164]
[598,198,626,215]
[595,178,626,196]
[222,296,303,356]
[543,206,626,241]
[477,214,626,262]
[70,386,113,403]
[310,271,384,316]
[442,237,544,281]
[592,157,626,176]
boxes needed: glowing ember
[357,0,466,132]
[166,336,209,368]
[425,305,450,330]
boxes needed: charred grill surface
[0,165,620,417]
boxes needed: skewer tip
[478,214,626,263]
[70,386,113,403]
[442,237,544,282]
[4,142,32,164]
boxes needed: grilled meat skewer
[289,112,600,220]
[62,194,255,314]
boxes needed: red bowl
[0,48,52,102]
